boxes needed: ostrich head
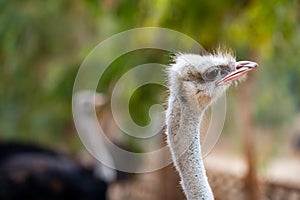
[168,51,258,109]
[73,90,107,114]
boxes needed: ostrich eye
[203,68,219,81]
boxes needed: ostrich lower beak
[216,61,258,85]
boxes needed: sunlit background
[1,0,300,199]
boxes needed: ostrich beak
[216,61,258,85]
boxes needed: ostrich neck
[166,95,214,200]
[74,107,116,183]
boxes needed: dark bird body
[0,142,108,200]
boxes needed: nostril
[235,61,259,70]
[235,61,250,70]
[236,65,243,70]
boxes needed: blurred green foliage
[0,0,299,149]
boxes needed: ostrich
[0,92,115,200]
[73,91,117,183]
[165,50,258,200]
[0,142,108,200]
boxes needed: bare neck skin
[166,94,214,200]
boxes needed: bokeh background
[1,0,300,199]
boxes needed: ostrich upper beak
[216,61,258,85]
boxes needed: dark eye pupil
[205,69,219,80]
